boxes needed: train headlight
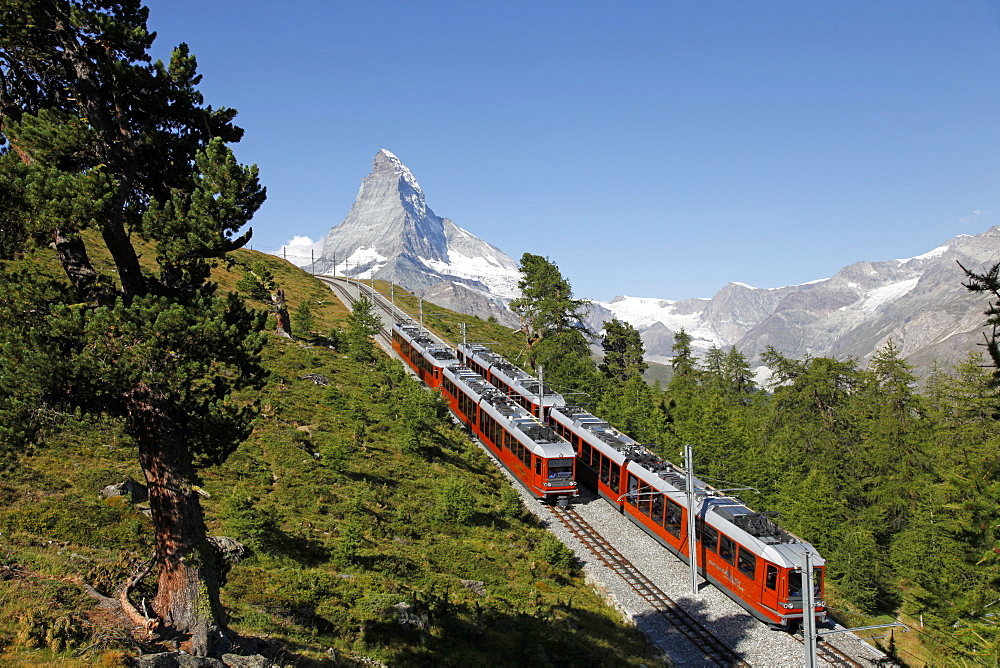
[780,602,794,609]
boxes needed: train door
[761,562,780,612]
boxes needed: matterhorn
[312,149,520,324]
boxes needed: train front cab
[694,514,826,629]
[392,326,436,387]
[534,450,577,506]
[619,463,826,629]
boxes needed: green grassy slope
[0,249,661,666]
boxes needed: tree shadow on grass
[264,528,331,567]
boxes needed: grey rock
[131,652,225,667]
[221,654,272,668]
[102,478,148,503]
[208,536,250,568]
[459,579,486,596]
[300,372,331,386]
[392,602,428,630]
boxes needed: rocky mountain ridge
[291,150,999,376]
[591,227,1000,374]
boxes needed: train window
[548,458,573,480]
[699,523,718,552]
[788,571,801,598]
[535,458,541,475]
[582,441,593,466]
[765,564,778,591]
[609,466,620,493]
[737,548,757,579]
[719,535,736,565]
[664,499,682,538]
[638,487,652,516]
[789,568,823,599]
[652,494,665,525]
[599,455,611,484]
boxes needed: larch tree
[0,0,266,655]
[961,260,1000,383]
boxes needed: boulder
[102,478,148,503]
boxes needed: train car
[392,321,578,505]
[441,365,578,504]
[457,343,566,418]
[391,321,462,390]
[549,402,825,630]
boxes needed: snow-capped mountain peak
[301,150,521,325]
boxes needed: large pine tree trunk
[129,385,225,656]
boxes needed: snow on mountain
[278,148,1000,377]
[301,149,521,325]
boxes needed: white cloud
[284,235,316,246]
[959,210,985,224]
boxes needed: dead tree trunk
[273,288,292,338]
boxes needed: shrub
[433,479,475,526]
[218,485,280,551]
[534,535,578,575]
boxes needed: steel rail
[793,633,866,668]
[551,505,750,668]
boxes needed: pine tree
[346,295,382,362]
[599,318,647,383]
[509,252,597,401]
[0,1,266,654]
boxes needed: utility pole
[390,283,395,312]
[282,246,286,261]
[461,322,467,351]
[537,366,545,421]
[802,551,817,668]
[310,249,315,275]
[684,444,699,596]
[419,297,424,331]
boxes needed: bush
[334,518,365,566]
[433,479,475,526]
[534,535,577,575]
[218,485,280,551]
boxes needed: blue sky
[144,0,1000,302]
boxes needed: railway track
[797,633,866,668]
[550,504,750,668]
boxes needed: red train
[456,342,826,631]
[392,321,578,505]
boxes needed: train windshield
[547,458,574,480]
[787,567,823,599]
